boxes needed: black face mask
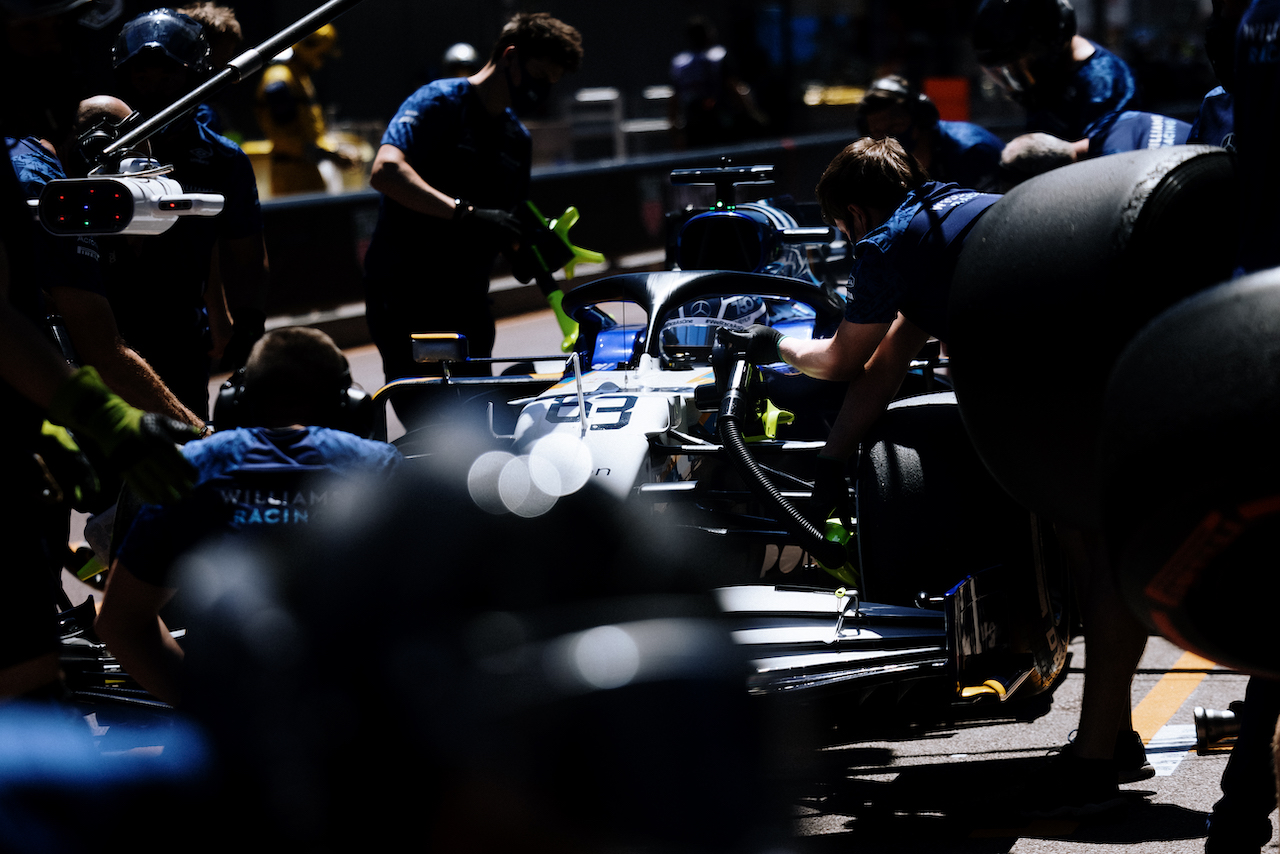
[505,59,552,114]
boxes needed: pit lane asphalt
[65,308,1270,853]
[789,634,1258,854]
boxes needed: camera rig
[30,0,366,236]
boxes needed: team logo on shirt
[932,192,979,213]
[222,487,331,525]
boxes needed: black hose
[716,362,849,570]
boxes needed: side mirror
[412,332,469,364]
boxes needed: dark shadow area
[789,753,1210,852]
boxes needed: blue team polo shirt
[1086,111,1191,157]
[845,182,1000,341]
[1026,40,1139,140]
[362,77,531,297]
[118,426,403,586]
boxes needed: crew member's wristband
[452,199,472,220]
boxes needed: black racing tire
[1100,266,1280,679]
[855,391,1070,693]
[947,145,1238,530]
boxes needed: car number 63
[545,394,638,430]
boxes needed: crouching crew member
[95,327,403,707]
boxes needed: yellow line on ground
[1132,650,1219,742]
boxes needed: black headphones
[856,76,940,137]
[214,365,375,439]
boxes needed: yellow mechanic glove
[47,366,200,505]
[35,420,102,509]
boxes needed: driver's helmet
[112,7,209,73]
[674,294,768,326]
[972,0,1076,99]
[661,294,768,364]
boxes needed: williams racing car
[372,163,1072,738]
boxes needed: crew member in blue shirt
[722,137,999,496]
[725,135,1155,815]
[0,0,199,703]
[362,13,582,400]
[856,75,1006,192]
[95,326,403,707]
[109,7,268,402]
[972,0,1139,140]
[7,102,206,431]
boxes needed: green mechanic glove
[35,420,102,510]
[48,366,200,505]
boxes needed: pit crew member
[972,0,1139,140]
[1202,3,1280,848]
[109,7,269,392]
[723,136,1152,815]
[361,12,583,400]
[13,96,205,430]
[95,327,403,707]
[0,0,199,702]
[856,75,1006,193]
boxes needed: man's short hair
[816,137,927,225]
[489,12,583,72]
[999,132,1077,187]
[243,327,351,426]
[177,2,241,41]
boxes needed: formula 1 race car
[372,163,1071,739]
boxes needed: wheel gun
[508,201,605,352]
